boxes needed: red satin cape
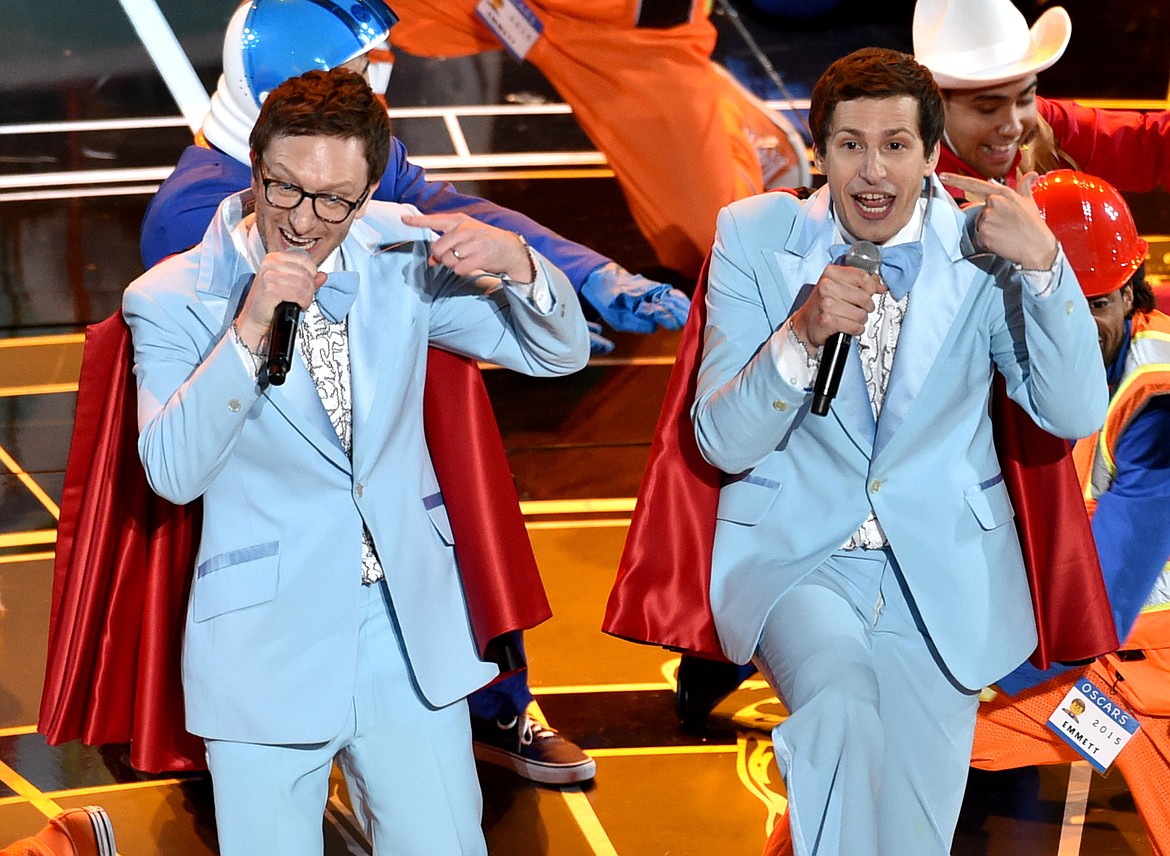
[604,255,1117,668]
[39,314,549,772]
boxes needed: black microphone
[266,301,300,386]
[265,247,310,386]
[810,240,881,416]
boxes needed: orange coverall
[388,0,805,279]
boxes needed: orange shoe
[762,811,794,856]
[2,807,116,856]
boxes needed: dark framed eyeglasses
[258,161,370,224]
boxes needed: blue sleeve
[375,138,606,291]
[1090,395,1170,639]
[140,147,253,269]
[997,395,1170,695]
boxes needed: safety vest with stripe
[1073,309,1170,630]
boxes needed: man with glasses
[122,68,589,855]
[130,0,604,784]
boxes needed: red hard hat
[1032,170,1148,297]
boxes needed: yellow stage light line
[0,530,56,548]
[1078,98,1170,110]
[534,678,773,695]
[560,789,621,856]
[0,759,64,820]
[529,701,619,856]
[536,682,674,695]
[526,518,631,531]
[0,444,59,520]
[0,382,79,398]
[439,167,615,181]
[587,745,738,758]
[0,551,54,565]
[0,333,85,348]
[520,498,636,515]
[46,777,190,800]
[586,354,678,367]
[477,354,677,370]
[0,725,37,737]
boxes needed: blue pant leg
[205,734,339,856]
[467,632,534,721]
[207,582,488,856]
[755,551,980,856]
[340,583,486,856]
[755,556,886,856]
[871,557,979,856]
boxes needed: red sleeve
[1040,96,1170,192]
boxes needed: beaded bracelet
[497,232,538,286]
[232,319,267,376]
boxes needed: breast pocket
[192,540,280,623]
[963,475,1014,530]
[716,474,783,526]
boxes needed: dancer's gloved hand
[580,263,690,335]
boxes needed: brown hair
[250,68,391,187]
[1130,265,1156,316]
[809,48,945,157]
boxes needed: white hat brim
[929,7,1072,90]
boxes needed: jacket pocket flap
[716,474,782,526]
[424,491,454,545]
[193,541,280,623]
[963,475,1014,530]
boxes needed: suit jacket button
[228,398,241,413]
[772,400,788,412]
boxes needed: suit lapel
[777,188,876,450]
[874,188,983,457]
[263,349,350,471]
[347,228,423,477]
[190,196,351,472]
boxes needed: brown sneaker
[472,713,596,786]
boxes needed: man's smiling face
[942,75,1039,180]
[251,133,373,265]
[815,95,939,244]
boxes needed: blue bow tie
[315,270,360,323]
[829,241,924,300]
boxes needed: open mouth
[981,142,1018,164]
[280,228,317,251]
[852,192,895,220]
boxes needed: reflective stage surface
[1,1,1167,853]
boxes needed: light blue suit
[691,178,1107,855]
[123,192,588,854]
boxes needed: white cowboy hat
[912,0,1072,89]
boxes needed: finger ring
[451,248,462,260]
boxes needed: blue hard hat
[236,0,399,107]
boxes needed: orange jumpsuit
[762,630,1170,856]
[970,310,1170,856]
[971,626,1170,856]
[388,0,805,278]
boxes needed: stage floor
[1,1,1166,852]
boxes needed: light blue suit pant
[205,580,487,856]
[754,549,979,856]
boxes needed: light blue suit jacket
[123,193,589,744]
[692,178,1108,690]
